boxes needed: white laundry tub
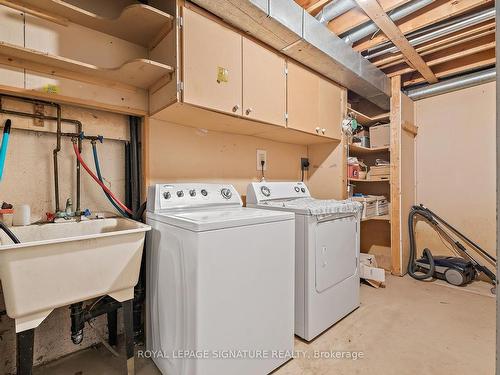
[0,218,150,332]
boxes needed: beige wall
[414,82,496,264]
[147,118,345,201]
[0,103,128,374]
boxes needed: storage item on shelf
[352,195,377,219]
[373,196,389,216]
[369,123,390,148]
[375,158,390,166]
[348,156,360,179]
[367,165,390,180]
[352,128,370,148]
[358,160,368,180]
[13,204,30,226]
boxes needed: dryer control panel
[246,181,311,204]
[147,183,242,212]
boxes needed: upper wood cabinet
[182,8,243,116]
[287,61,342,139]
[287,61,320,135]
[242,38,286,126]
[318,78,342,140]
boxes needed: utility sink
[0,218,150,333]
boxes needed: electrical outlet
[301,158,310,171]
[256,149,267,171]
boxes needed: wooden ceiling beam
[402,48,495,86]
[386,36,495,76]
[327,0,413,35]
[375,22,495,69]
[353,0,493,52]
[353,0,437,83]
[306,0,331,15]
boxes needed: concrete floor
[35,275,496,375]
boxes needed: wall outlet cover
[257,149,267,171]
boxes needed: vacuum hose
[408,205,436,280]
[0,221,20,244]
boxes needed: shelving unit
[349,144,390,154]
[3,1,175,47]
[349,178,389,183]
[0,42,174,90]
[362,214,390,222]
[348,108,389,126]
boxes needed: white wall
[414,82,496,264]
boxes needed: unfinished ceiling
[296,0,496,88]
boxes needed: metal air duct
[405,68,495,100]
[315,0,356,24]
[342,0,434,45]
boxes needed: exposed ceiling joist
[353,0,437,83]
[354,0,493,52]
[374,21,495,69]
[327,0,413,34]
[402,48,495,86]
[386,35,495,76]
[305,0,331,14]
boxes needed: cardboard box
[359,253,385,288]
[369,124,390,148]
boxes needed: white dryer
[247,181,362,341]
[146,183,295,375]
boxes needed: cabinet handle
[232,105,240,113]
[315,127,320,134]
[245,108,253,115]
[321,128,326,135]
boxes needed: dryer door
[315,216,357,293]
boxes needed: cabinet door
[318,79,342,139]
[286,61,320,135]
[242,38,286,126]
[182,8,242,115]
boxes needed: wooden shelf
[5,1,174,47]
[362,214,390,222]
[349,144,390,154]
[349,178,389,182]
[348,108,389,127]
[0,42,174,90]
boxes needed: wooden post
[390,76,402,275]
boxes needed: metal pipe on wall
[405,68,496,100]
[315,0,356,24]
[342,0,434,45]
[365,8,495,60]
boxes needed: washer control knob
[177,190,184,197]
[201,189,208,197]
[261,186,271,197]
[189,189,196,197]
[301,187,306,193]
[294,186,300,192]
[221,188,232,199]
[163,191,171,199]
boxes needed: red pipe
[72,142,133,215]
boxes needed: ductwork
[316,0,356,24]
[365,8,495,60]
[342,0,434,45]
[189,0,391,109]
[405,68,495,100]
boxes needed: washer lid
[147,207,294,232]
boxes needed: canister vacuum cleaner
[408,205,496,291]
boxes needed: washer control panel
[147,183,242,212]
[246,181,311,204]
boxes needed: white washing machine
[145,183,295,375]
[247,181,362,341]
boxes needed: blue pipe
[91,142,128,217]
[0,119,12,181]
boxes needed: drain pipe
[316,0,356,24]
[342,0,434,45]
[405,68,496,100]
[365,8,495,59]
